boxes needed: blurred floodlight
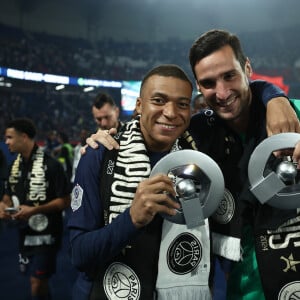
[83,86,95,92]
[55,84,65,90]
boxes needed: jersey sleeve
[67,145,140,275]
[250,79,288,106]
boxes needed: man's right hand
[129,174,180,229]
[81,128,119,155]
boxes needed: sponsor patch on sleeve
[71,184,83,211]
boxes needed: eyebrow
[150,92,167,98]
[199,68,239,82]
[95,115,111,119]
[150,92,190,101]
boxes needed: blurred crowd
[1,22,300,82]
[0,87,94,143]
[1,22,300,143]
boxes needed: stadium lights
[0,81,12,87]
[55,84,65,90]
[0,66,122,89]
[83,86,94,92]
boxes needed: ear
[245,58,253,78]
[135,97,142,114]
[21,132,29,141]
[115,106,120,117]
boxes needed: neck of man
[227,92,252,135]
[21,141,35,161]
[227,113,249,135]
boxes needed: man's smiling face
[136,75,192,152]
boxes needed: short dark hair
[93,92,116,109]
[6,118,36,139]
[140,64,193,94]
[189,29,247,79]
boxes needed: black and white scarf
[9,146,47,204]
[8,146,56,252]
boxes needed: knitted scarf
[9,147,47,204]
[8,146,56,253]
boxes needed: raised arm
[266,97,300,135]
[251,80,300,136]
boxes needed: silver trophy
[248,133,300,209]
[150,150,224,228]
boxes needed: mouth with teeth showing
[157,123,178,130]
[216,95,237,108]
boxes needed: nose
[215,80,231,101]
[99,119,109,129]
[163,102,177,119]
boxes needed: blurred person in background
[71,128,90,183]
[0,148,8,200]
[92,92,124,131]
[43,130,60,158]
[0,148,8,232]
[56,131,74,186]
[79,93,125,155]
[0,118,71,300]
[191,92,209,114]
